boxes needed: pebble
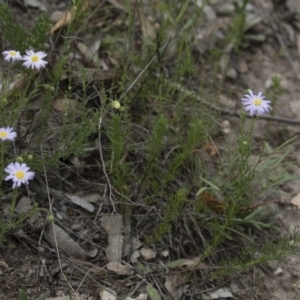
[203,6,217,21]
[226,68,237,79]
[238,58,248,73]
[273,267,283,275]
[216,4,235,15]
[71,223,83,231]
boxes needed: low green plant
[226,0,249,52]
[0,3,99,241]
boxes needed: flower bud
[111,100,121,110]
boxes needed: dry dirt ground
[2,0,300,299]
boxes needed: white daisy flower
[2,50,22,62]
[241,90,272,116]
[0,127,17,141]
[4,162,35,189]
[22,50,47,70]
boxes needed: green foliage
[0,4,50,51]
[148,188,186,243]
[226,0,249,52]
[0,4,100,240]
[0,4,27,51]
[28,13,51,49]
[146,284,162,300]
[107,113,131,196]
[18,289,28,300]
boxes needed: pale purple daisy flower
[4,162,35,189]
[241,90,272,116]
[0,127,17,141]
[22,50,47,70]
[2,50,22,62]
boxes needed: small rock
[15,197,32,214]
[226,68,237,80]
[100,289,117,300]
[287,0,300,14]
[216,4,235,15]
[161,249,169,258]
[221,120,231,134]
[71,223,83,231]
[50,11,64,22]
[273,267,283,275]
[203,6,217,21]
[238,58,248,73]
[24,0,47,11]
[130,250,140,263]
[210,288,233,299]
[136,294,148,300]
[140,247,156,260]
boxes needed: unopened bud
[111,100,121,110]
[47,215,55,222]
[16,156,24,163]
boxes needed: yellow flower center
[9,51,16,57]
[15,171,25,180]
[253,98,262,106]
[31,55,39,63]
[0,131,8,138]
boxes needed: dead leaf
[77,40,101,65]
[50,1,89,35]
[81,193,101,203]
[139,7,156,41]
[201,143,219,156]
[52,98,78,113]
[165,257,203,270]
[3,75,28,102]
[50,9,73,35]
[102,215,123,262]
[209,288,233,299]
[45,223,98,259]
[165,273,187,300]
[200,191,227,213]
[65,193,95,212]
[106,261,134,275]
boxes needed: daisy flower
[241,90,272,116]
[0,127,17,141]
[22,50,47,70]
[2,50,22,62]
[4,162,35,189]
